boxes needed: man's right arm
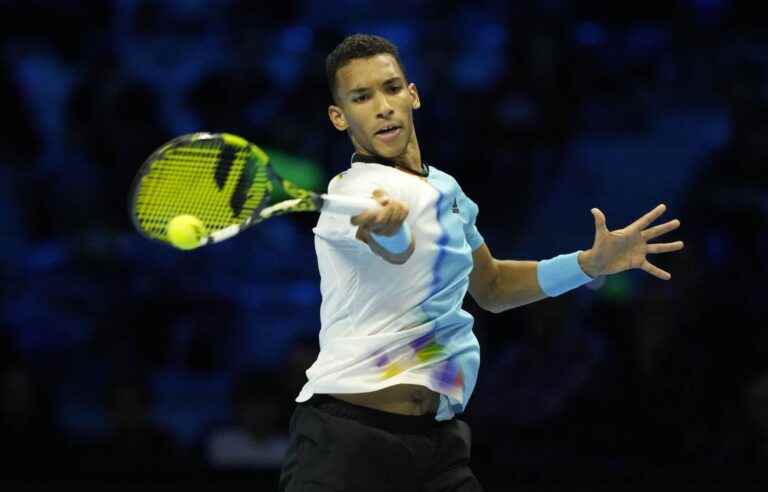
[351,189,415,265]
[356,227,415,264]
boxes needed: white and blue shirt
[296,158,484,421]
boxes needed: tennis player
[279,34,684,492]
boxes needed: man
[279,34,684,492]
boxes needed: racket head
[129,132,278,248]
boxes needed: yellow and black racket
[129,132,378,250]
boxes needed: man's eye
[354,94,369,102]
[388,85,402,93]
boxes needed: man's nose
[375,95,394,118]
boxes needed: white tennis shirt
[296,158,484,421]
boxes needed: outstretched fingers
[591,208,609,234]
[631,203,667,231]
[642,219,680,241]
[641,260,671,280]
[646,241,684,254]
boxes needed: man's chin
[370,143,405,160]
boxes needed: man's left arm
[469,204,685,313]
[468,244,545,313]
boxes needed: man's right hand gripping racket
[128,132,379,250]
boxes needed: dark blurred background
[1,0,766,490]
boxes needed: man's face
[328,54,421,159]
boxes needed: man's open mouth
[375,124,401,136]
[375,125,402,142]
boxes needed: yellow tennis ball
[166,215,207,250]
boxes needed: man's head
[326,34,421,160]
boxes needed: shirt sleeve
[459,188,485,251]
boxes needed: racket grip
[321,194,381,216]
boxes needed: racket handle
[320,194,381,216]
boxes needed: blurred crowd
[1,0,767,488]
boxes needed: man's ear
[408,82,421,110]
[328,104,348,131]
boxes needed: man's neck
[354,133,423,175]
[393,134,422,174]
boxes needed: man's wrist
[537,251,594,297]
[578,249,599,278]
[370,222,412,254]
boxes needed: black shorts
[279,393,483,492]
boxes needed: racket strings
[133,140,270,241]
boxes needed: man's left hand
[578,204,684,280]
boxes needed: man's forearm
[485,250,596,313]
[484,260,547,313]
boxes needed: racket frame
[129,132,378,250]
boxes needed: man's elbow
[472,266,505,313]
[482,301,505,314]
[473,291,504,314]
[485,303,505,314]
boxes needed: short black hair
[326,34,408,103]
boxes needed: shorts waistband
[304,393,438,434]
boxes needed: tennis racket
[129,132,379,250]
